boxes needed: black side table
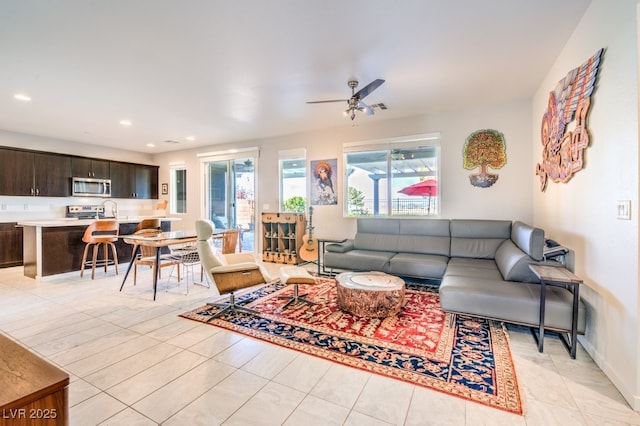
[316,238,347,276]
[529,264,583,359]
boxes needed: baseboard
[579,336,640,411]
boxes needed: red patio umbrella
[398,179,438,196]
[398,179,438,213]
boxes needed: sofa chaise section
[439,220,586,333]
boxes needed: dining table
[119,230,198,300]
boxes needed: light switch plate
[616,200,631,220]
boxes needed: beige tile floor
[0,262,638,426]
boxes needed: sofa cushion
[323,249,395,272]
[388,252,449,279]
[397,219,451,256]
[449,219,511,259]
[357,218,400,234]
[495,239,541,283]
[444,258,503,280]
[439,275,586,332]
[511,221,545,261]
[354,232,399,252]
[353,218,398,251]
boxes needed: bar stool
[80,220,120,279]
[135,218,161,232]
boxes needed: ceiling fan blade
[306,99,349,104]
[354,79,385,100]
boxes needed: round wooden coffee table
[335,271,405,318]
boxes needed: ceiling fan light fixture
[308,78,386,122]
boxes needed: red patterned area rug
[180,278,522,414]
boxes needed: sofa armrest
[326,239,354,253]
[495,239,540,282]
[511,221,544,261]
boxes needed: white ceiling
[0,0,591,154]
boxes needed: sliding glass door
[202,155,256,252]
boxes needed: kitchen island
[18,217,179,279]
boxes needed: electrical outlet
[616,200,631,220]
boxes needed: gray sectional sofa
[324,218,585,334]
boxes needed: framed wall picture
[310,158,337,205]
[161,183,168,195]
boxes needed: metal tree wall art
[463,129,507,188]
[536,48,604,191]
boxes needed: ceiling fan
[307,79,386,120]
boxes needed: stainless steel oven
[71,177,112,197]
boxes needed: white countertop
[17,216,180,227]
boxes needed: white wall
[153,99,533,240]
[0,130,157,221]
[532,0,639,409]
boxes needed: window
[170,165,187,214]
[344,133,440,217]
[279,149,307,213]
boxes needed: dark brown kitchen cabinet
[34,152,72,196]
[110,161,158,199]
[136,164,159,199]
[0,148,33,196]
[0,223,23,268]
[71,157,110,179]
[0,148,71,197]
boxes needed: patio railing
[349,198,437,216]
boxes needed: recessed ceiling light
[146,143,155,147]
[120,120,132,126]
[14,94,31,101]
[186,136,195,141]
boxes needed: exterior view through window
[170,166,187,214]
[279,149,307,213]
[344,134,440,217]
[200,148,258,252]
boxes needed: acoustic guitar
[300,206,318,261]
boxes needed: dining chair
[221,229,240,254]
[168,243,205,293]
[125,229,181,285]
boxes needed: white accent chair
[196,219,270,320]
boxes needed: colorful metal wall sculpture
[536,48,604,191]
[463,129,507,188]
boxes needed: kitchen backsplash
[0,196,158,222]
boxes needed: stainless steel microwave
[72,177,112,197]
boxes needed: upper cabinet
[0,148,71,197]
[0,148,33,196]
[0,146,158,199]
[110,161,158,199]
[71,157,110,179]
[136,164,159,199]
[34,153,72,197]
